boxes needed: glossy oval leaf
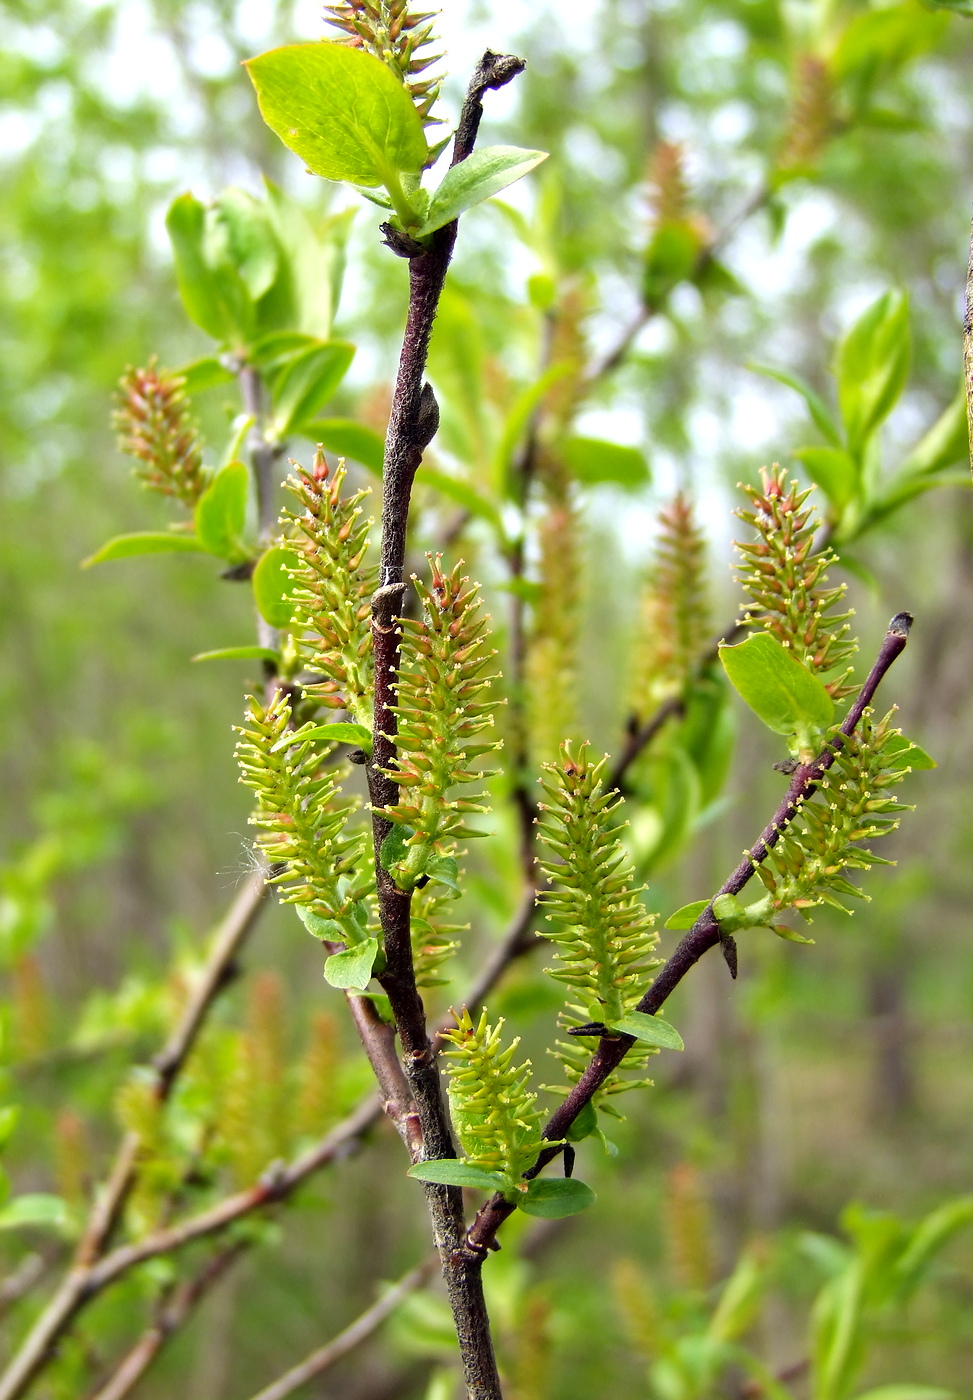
[82,532,206,568]
[252,545,300,628]
[324,937,379,990]
[518,1177,596,1219]
[245,43,428,188]
[607,1011,684,1050]
[562,436,650,491]
[664,899,710,930]
[194,460,250,561]
[719,632,834,737]
[407,1160,506,1192]
[270,341,355,440]
[417,146,549,237]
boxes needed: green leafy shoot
[381,557,503,890]
[284,450,377,729]
[235,688,371,944]
[735,466,857,700]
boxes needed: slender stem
[365,51,526,1400]
[466,614,913,1252]
[242,1256,438,1400]
[239,365,282,658]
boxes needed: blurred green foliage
[2,1,973,1397]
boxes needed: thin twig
[466,613,913,1252]
[242,1256,438,1400]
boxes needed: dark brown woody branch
[366,50,526,1400]
[466,613,913,1253]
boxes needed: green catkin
[535,742,662,1111]
[630,492,710,716]
[382,556,503,889]
[441,1009,546,1195]
[284,450,376,728]
[754,709,914,924]
[114,361,207,508]
[235,688,370,937]
[410,883,464,988]
[735,465,857,700]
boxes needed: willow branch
[365,50,525,1400]
[467,613,913,1252]
[242,1255,438,1400]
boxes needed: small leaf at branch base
[297,906,344,941]
[192,646,280,664]
[606,1012,684,1051]
[0,1194,71,1234]
[417,146,549,237]
[82,533,206,567]
[665,899,710,930]
[565,1101,598,1143]
[253,546,300,628]
[407,1160,507,1192]
[719,632,834,737]
[271,722,372,754]
[425,855,461,895]
[178,356,235,394]
[380,824,414,873]
[324,938,379,990]
[518,1178,596,1219]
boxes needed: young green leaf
[748,363,842,446]
[407,1160,507,1192]
[82,532,206,567]
[664,899,710,930]
[194,460,250,561]
[416,146,548,237]
[564,1100,599,1143]
[212,187,279,301]
[793,446,859,513]
[881,734,936,770]
[270,341,355,441]
[271,721,372,754]
[719,632,834,739]
[607,1011,684,1050]
[562,436,651,491]
[324,938,380,991]
[252,546,300,629]
[192,645,280,664]
[297,906,345,941]
[837,290,910,455]
[518,1178,596,1219]
[166,194,233,342]
[244,43,428,189]
[177,356,235,395]
[424,855,461,895]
